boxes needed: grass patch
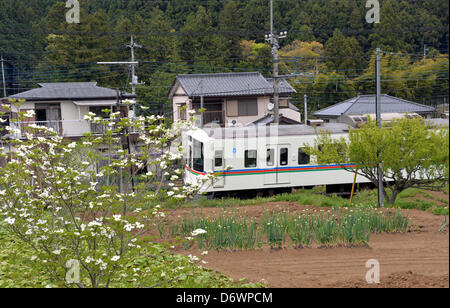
[160,207,409,251]
[164,186,447,216]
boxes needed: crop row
[157,207,409,250]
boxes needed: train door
[264,147,277,185]
[213,149,225,188]
[264,145,291,185]
[277,145,291,184]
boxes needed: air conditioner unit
[307,119,324,127]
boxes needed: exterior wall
[60,102,90,137]
[10,100,103,137]
[10,101,35,113]
[224,96,270,126]
[172,85,190,122]
[171,91,301,126]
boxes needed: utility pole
[126,35,142,115]
[265,0,287,125]
[98,36,142,115]
[423,44,428,59]
[304,94,308,124]
[126,35,142,96]
[200,80,204,128]
[1,56,6,98]
[376,47,384,208]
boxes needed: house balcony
[9,120,63,138]
[202,110,224,126]
[6,119,138,139]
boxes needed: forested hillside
[0,0,448,114]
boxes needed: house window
[238,99,258,116]
[298,148,310,165]
[178,105,187,120]
[245,150,257,168]
[34,104,61,134]
[90,106,113,118]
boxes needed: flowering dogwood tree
[0,104,215,288]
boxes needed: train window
[298,148,310,165]
[215,150,223,168]
[245,150,257,168]
[188,145,192,168]
[192,140,204,172]
[280,148,288,166]
[266,149,274,166]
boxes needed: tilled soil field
[157,202,449,288]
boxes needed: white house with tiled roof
[2,82,136,138]
[168,72,301,127]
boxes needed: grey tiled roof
[313,94,435,117]
[266,78,297,95]
[5,82,135,101]
[251,114,301,125]
[169,72,296,98]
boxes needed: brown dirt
[159,203,449,288]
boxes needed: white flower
[191,229,207,236]
[4,217,15,225]
[111,256,120,262]
[161,272,166,277]
[52,249,61,255]
[188,254,200,262]
[24,110,35,118]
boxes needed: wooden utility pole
[126,35,142,97]
[1,56,6,97]
[200,79,204,128]
[266,0,286,124]
[376,47,384,208]
[304,94,308,124]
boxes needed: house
[313,94,436,123]
[168,72,300,127]
[1,82,136,139]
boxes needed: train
[183,123,373,197]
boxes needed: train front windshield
[192,139,204,173]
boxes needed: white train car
[184,124,372,196]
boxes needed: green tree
[178,6,220,66]
[305,118,449,205]
[217,0,244,66]
[324,30,364,74]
